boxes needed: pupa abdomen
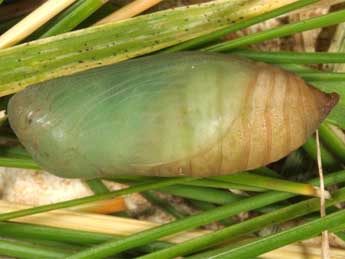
[7,52,338,178]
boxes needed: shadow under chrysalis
[7,52,339,179]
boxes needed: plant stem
[303,137,340,169]
[0,177,195,221]
[204,8,345,52]
[298,71,345,81]
[185,178,263,192]
[0,222,172,253]
[39,0,108,38]
[0,0,78,49]
[0,156,41,170]
[160,185,241,205]
[95,0,162,25]
[142,191,186,219]
[0,238,69,259]
[164,0,319,52]
[62,170,345,259]
[216,172,320,197]
[85,179,110,195]
[0,0,289,97]
[231,49,345,64]
[319,122,345,163]
[189,208,345,259]
[138,188,345,259]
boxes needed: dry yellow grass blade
[0,0,47,22]
[0,200,344,258]
[0,200,210,243]
[0,0,78,49]
[95,0,163,25]
[261,243,345,259]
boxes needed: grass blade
[163,0,319,52]
[298,71,345,81]
[0,239,69,259]
[319,122,345,163]
[0,156,41,170]
[0,0,289,97]
[95,0,162,25]
[142,191,186,219]
[0,222,172,253]
[62,170,345,259]
[303,137,340,169]
[190,209,345,259]
[137,188,345,259]
[0,0,78,48]
[85,179,110,195]
[216,172,322,197]
[204,8,345,52]
[231,49,345,64]
[0,177,195,221]
[160,185,241,205]
[39,0,108,38]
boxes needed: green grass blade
[319,122,345,163]
[62,170,345,259]
[204,8,345,52]
[185,179,263,192]
[0,156,41,170]
[85,179,110,194]
[62,193,295,259]
[231,49,345,64]
[0,239,69,259]
[142,191,186,219]
[334,231,345,241]
[0,177,195,221]
[298,71,345,81]
[0,222,172,253]
[164,0,319,52]
[303,137,340,169]
[0,0,285,97]
[137,188,345,259]
[215,172,320,197]
[190,209,345,259]
[160,185,241,205]
[39,0,107,38]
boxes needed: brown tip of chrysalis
[319,92,339,121]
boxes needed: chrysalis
[7,52,339,179]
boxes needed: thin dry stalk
[316,130,330,259]
[0,0,47,22]
[0,200,209,243]
[0,200,343,258]
[262,242,345,259]
[95,0,163,25]
[0,0,78,49]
